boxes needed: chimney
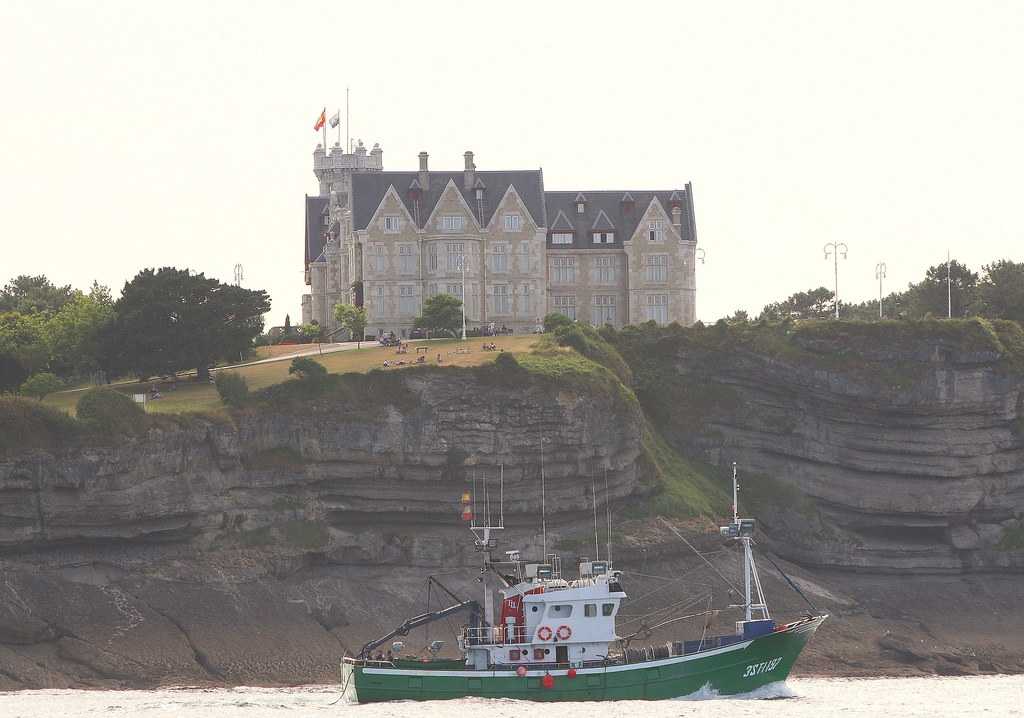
[463,151,476,191]
[672,205,682,231]
[418,151,430,191]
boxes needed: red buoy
[542,673,554,689]
[567,668,577,678]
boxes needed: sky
[2,0,1022,324]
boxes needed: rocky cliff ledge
[611,319,1024,573]
[0,362,649,688]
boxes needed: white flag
[328,111,341,128]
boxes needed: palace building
[301,142,697,338]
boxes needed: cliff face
[0,367,646,688]
[614,320,1024,573]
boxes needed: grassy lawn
[43,336,540,416]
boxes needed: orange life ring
[537,625,553,641]
[556,625,572,640]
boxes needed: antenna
[539,435,547,558]
[604,465,612,565]
[592,474,600,560]
[732,461,739,523]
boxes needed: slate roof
[351,170,546,231]
[543,185,696,249]
[304,195,330,268]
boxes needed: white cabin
[460,558,626,669]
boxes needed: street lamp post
[454,254,468,341]
[875,262,887,319]
[696,247,706,264]
[824,242,849,319]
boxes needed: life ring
[537,625,553,641]
[556,625,572,640]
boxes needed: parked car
[409,328,428,339]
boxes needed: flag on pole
[328,110,341,129]
[313,108,326,131]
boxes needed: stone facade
[302,147,697,337]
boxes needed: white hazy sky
[2,0,1022,324]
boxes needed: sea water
[1,676,1021,717]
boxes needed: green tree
[334,303,368,348]
[103,267,270,380]
[726,309,750,324]
[0,312,48,391]
[214,371,249,406]
[0,275,73,315]
[907,259,977,318]
[542,312,573,333]
[289,356,328,383]
[43,286,114,378]
[300,321,323,349]
[974,259,1024,323]
[759,287,835,321]
[415,294,463,338]
[20,372,63,400]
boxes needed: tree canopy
[759,287,835,321]
[0,275,73,316]
[334,303,368,347]
[414,294,463,338]
[103,267,270,380]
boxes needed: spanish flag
[313,108,326,131]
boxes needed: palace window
[648,220,665,242]
[398,244,416,274]
[592,295,616,325]
[375,285,385,309]
[592,256,615,283]
[553,295,576,320]
[441,215,465,233]
[576,202,585,214]
[371,245,386,273]
[399,285,417,316]
[445,283,463,300]
[645,294,668,324]
[645,254,668,282]
[551,232,574,245]
[490,243,508,273]
[493,285,510,314]
[550,256,576,283]
[428,245,438,271]
[447,242,465,272]
[503,213,522,232]
[383,215,401,233]
[518,283,532,315]
[592,231,614,244]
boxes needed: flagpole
[346,87,350,153]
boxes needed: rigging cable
[657,517,742,595]
[754,541,819,614]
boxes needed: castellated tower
[303,140,383,333]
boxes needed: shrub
[553,323,633,385]
[214,371,249,406]
[288,356,328,383]
[543,312,573,334]
[0,396,79,452]
[76,388,145,435]
[20,372,63,401]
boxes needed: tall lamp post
[824,242,849,319]
[454,253,468,341]
[875,262,887,319]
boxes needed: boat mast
[722,462,769,622]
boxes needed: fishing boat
[341,464,826,702]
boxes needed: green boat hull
[346,615,824,703]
